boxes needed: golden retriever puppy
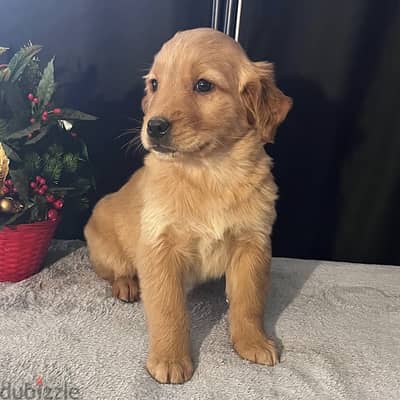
[84,27,292,384]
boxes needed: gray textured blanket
[0,241,399,400]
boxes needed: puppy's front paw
[233,335,279,366]
[146,356,193,384]
[112,277,140,302]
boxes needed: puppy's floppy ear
[240,61,292,144]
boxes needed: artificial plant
[0,43,97,229]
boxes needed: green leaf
[23,152,42,176]
[48,143,63,155]
[25,125,49,144]
[7,45,42,83]
[0,119,8,136]
[57,108,97,120]
[0,81,28,123]
[36,57,55,109]
[48,186,75,192]
[0,203,33,230]
[79,196,90,209]
[76,176,91,187]
[42,155,62,183]
[7,121,41,139]
[0,68,11,82]
[30,203,43,222]
[9,169,29,201]
[2,142,21,161]
[77,138,96,190]
[63,153,79,173]
[28,193,47,222]
[78,137,90,160]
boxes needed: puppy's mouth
[149,141,210,156]
[151,144,177,154]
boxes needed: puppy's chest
[142,196,238,278]
[143,192,237,240]
[186,210,234,282]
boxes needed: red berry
[3,187,9,194]
[30,118,36,124]
[28,93,34,101]
[53,199,64,210]
[5,180,12,187]
[30,182,37,189]
[38,187,46,195]
[47,209,58,221]
[41,184,48,192]
[41,114,48,121]
[27,133,33,139]
[42,111,48,118]
[12,187,17,193]
[39,178,46,185]
[36,176,42,182]
[46,194,55,203]
[53,108,62,114]
[33,97,39,104]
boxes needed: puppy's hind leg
[112,276,140,303]
[92,247,140,303]
[85,226,140,303]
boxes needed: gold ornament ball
[0,197,15,213]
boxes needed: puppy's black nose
[147,117,170,138]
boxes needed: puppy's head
[141,28,292,158]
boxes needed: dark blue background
[1,0,399,264]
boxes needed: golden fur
[84,28,292,384]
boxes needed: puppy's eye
[194,79,213,93]
[150,79,158,92]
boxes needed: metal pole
[224,0,233,35]
[211,0,220,30]
[234,0,243,42]
[212,0,242,40]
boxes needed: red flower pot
[0,218,59,282]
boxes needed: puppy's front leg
[226,238,279,365]
[138,236,193,384]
